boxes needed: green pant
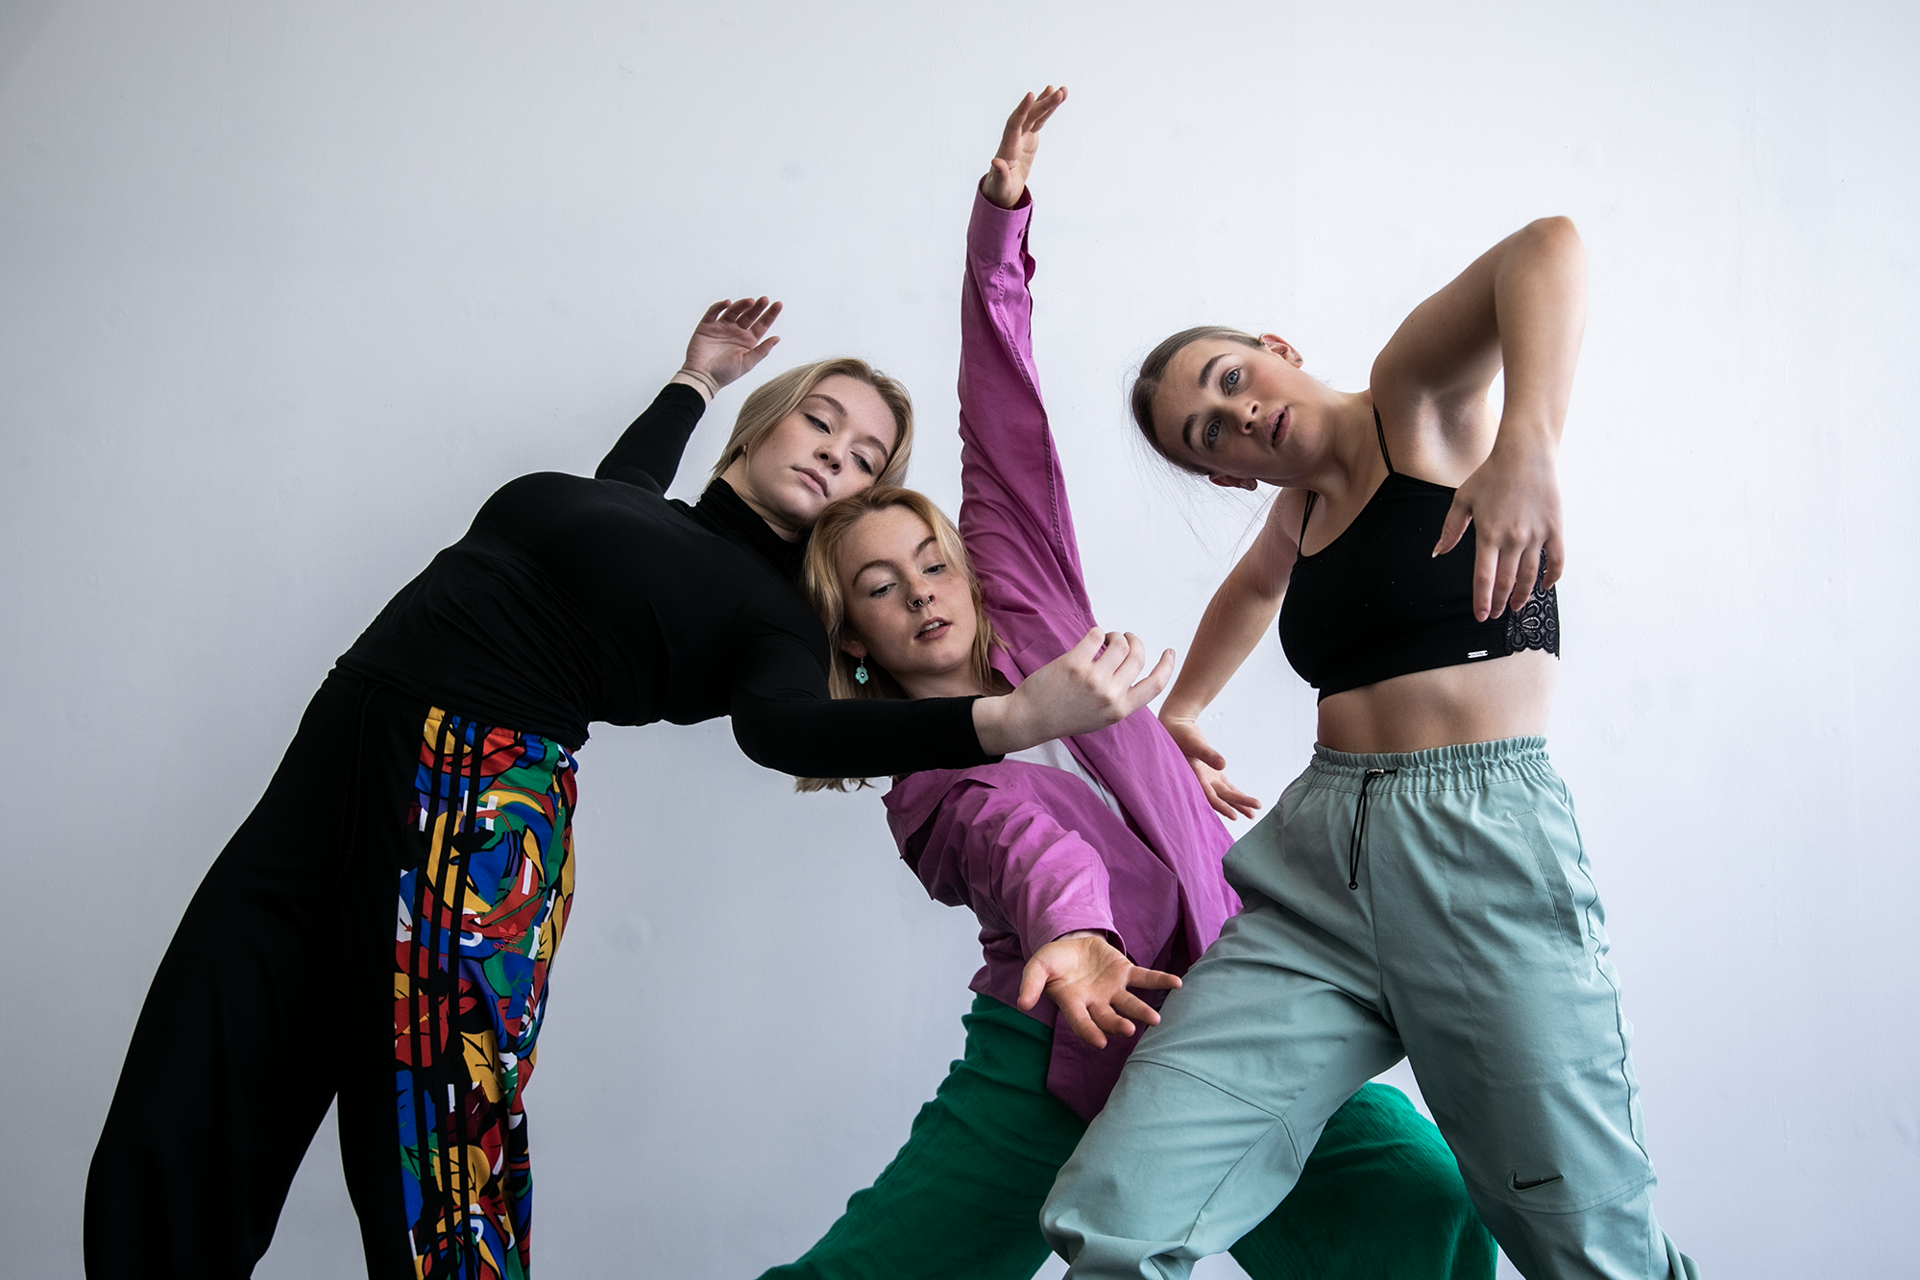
[759,995,1493,1280]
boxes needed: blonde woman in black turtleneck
[84,298,1171,1280]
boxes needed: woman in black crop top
[84,299,1172,1280]
[1038,226,1699,1279]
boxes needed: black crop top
[1275,408,1559,701]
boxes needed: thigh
[86,672,409,1279]
[1380,778,1676,1278]
[1229,1083,1495,1280]
[762,998,1085,1280]
[1043,902,1403,1276]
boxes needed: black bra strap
[1297,490,1318,556]
[1373,405,1395,474]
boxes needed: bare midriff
[1315,648,1558,755]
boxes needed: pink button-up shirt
[882,190,1241,1121]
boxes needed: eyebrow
[852,536,938,581]
[1179,353,1230,453]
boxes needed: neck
[894,663,993,701]
[718,457,804,542]
[1289,389,1382,504]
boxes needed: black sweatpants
[85,670,423,1279]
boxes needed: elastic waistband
[1306,735,1553,796]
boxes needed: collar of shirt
[690,478,808,580]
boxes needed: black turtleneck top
[338,382,989,776]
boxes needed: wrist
[1159,697,1206,728]
[671,367,720,402]
[972,693,1027,757]
[1493,412,1561,452]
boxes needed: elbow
[1523,215,1585,265]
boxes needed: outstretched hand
[982,86,1067,210]
[1017,931,1181,1049]
[679,296,783,394]
[975,627,1175,755]
[1432,435,1565,620]
[1160,714,1261,822]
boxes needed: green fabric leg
[761,997,1490,1280]
[1229,1083,1497,1280]
[758,995,1084,1280]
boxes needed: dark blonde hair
[710,357,914,487]
[794,486,1002,793]
[1129,326,1264,474]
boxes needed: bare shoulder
[1242,488,1307,593]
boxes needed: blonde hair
[794,486,1003,793]
[709,357,915,488]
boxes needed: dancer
[1038,146,1697,1278]
[84,300,1171,1280]
[763,89,1494,1280]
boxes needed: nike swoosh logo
[1511,1173,1565,1191]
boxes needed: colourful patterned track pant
[85,670,576,1280]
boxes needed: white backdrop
[3,2,1915,1277]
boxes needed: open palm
[683,296,783,390]
[983,86,1067,210]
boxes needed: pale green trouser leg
[1042,738,1697,1280]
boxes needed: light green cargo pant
[760,994,1493,1280]
[1043,737,1697,1280]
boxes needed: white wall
[3,2,1915,1276]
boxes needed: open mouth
[914,618,951,641]
[1269,406,1288,448]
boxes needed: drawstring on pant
[1348,767,1397,891]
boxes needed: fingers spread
[1542,535,1567,593]
[1127,966,1182,992]
[1488,543,1519,621]
[1433,499,1471,559]
[1061,1003,1107,1050]
[1509,544,1543,614]
[1471,542,1500,622]
[1129,649,1175,708]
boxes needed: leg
[381,706,579,1280]
[760,996,1088,1280]
[1042,890,1403,1280]
[1371,747,1695,1279]
[84,673,402,1279]
[1228,1082,1495,1280]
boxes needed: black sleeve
[595,382,708,493]
[727,594,996,778]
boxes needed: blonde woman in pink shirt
[759,90,1494,1280]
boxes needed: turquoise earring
[854,659,870,686]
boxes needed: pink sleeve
[956,188,1096,667]
[911,781,1122,961]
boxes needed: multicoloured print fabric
[396,707,578,1280]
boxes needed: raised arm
[596,297,783,491]
[956,88,1103,659]
[1157,488,1306,820]
[1371,217,1587,620]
